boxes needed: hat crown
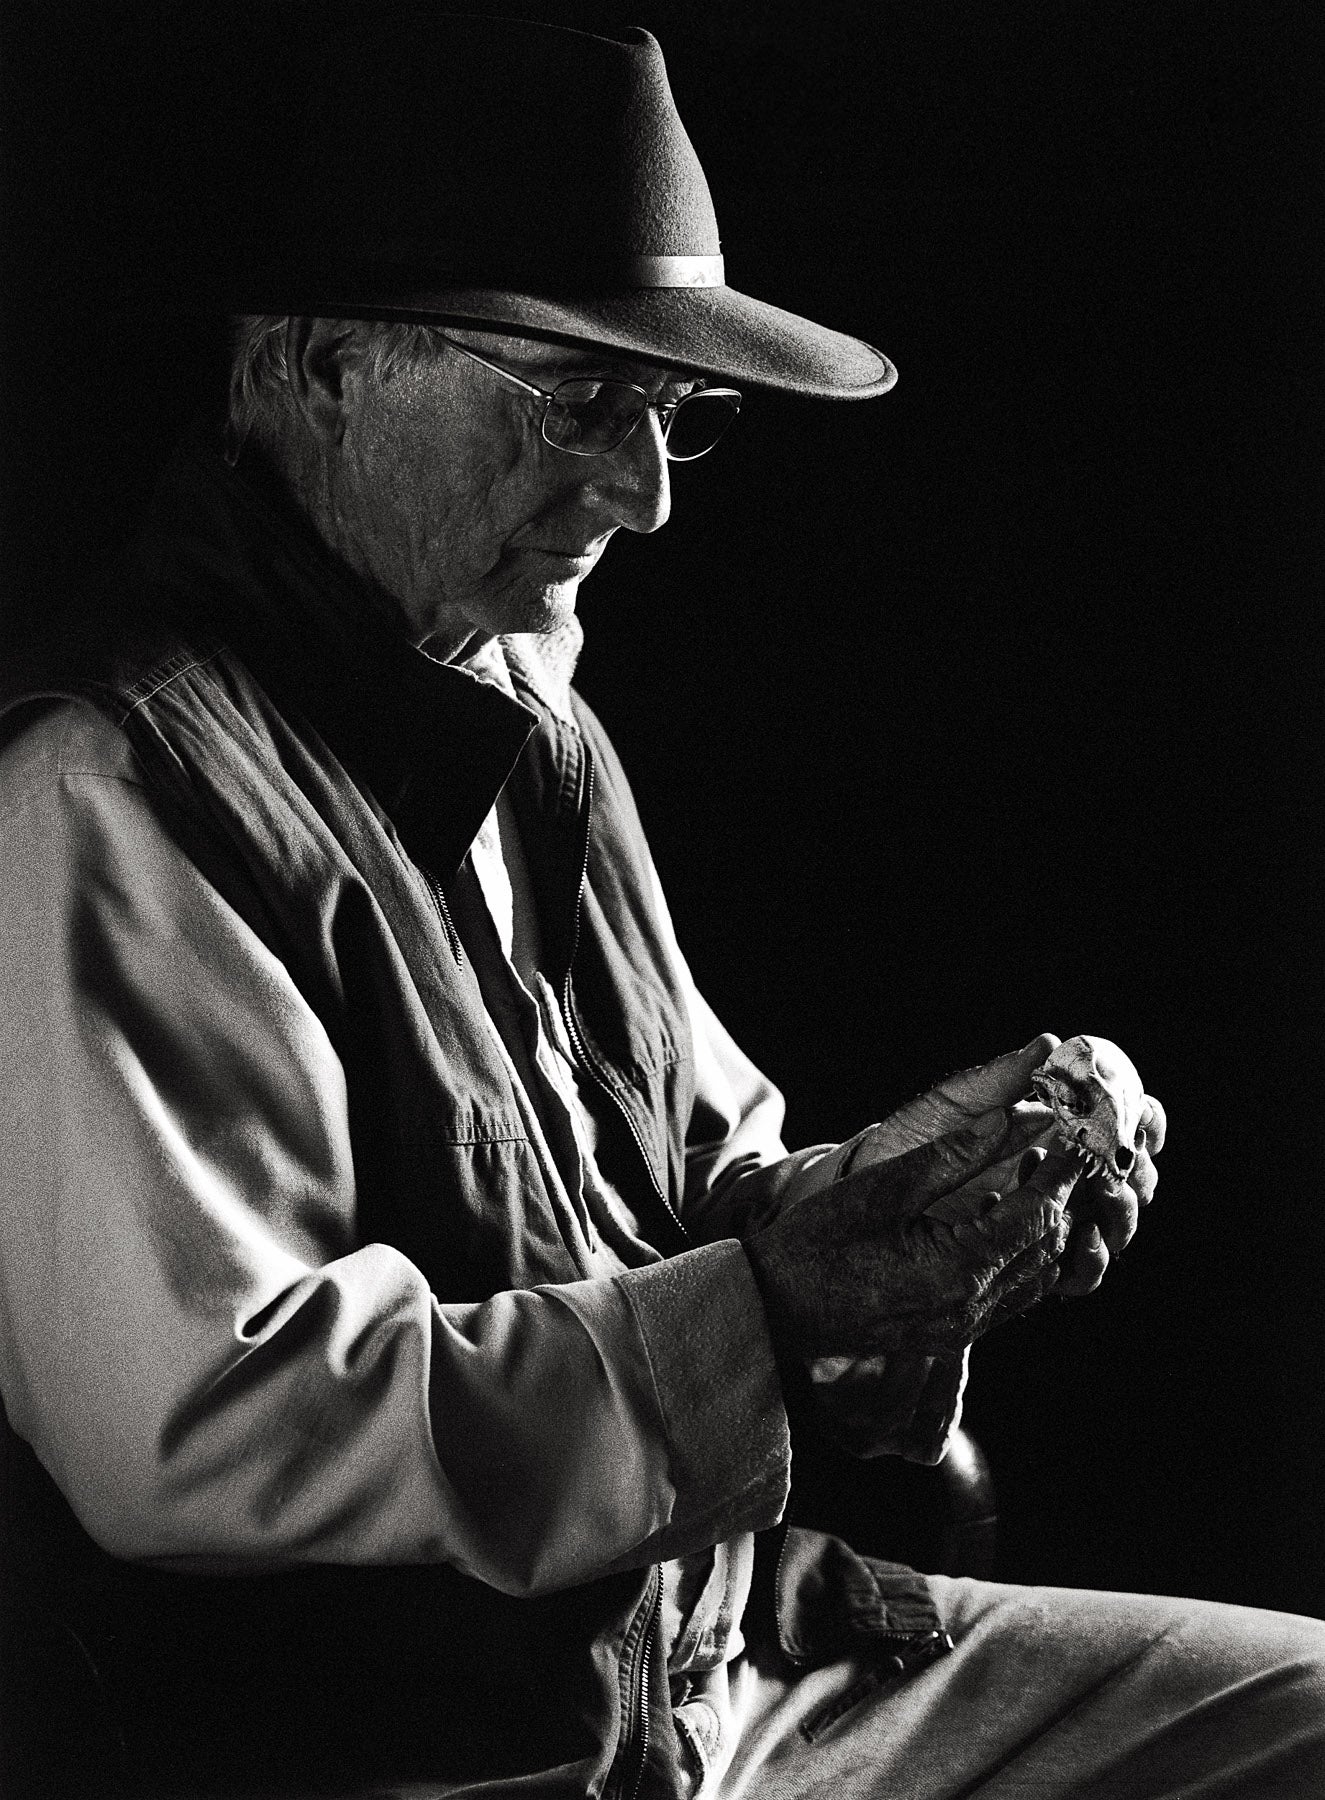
[221,10,894,400]
[289,15,720,291]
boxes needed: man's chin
[519,577,583,636]
[440,566,588,647]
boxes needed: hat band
[625,255,724,288]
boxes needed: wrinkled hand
[759,1036,1165,1457]
[745,1108,1079,1361]
[780,1040,1062,1458]
[843,1034,1165,1296]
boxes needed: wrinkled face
[327,329,698,659]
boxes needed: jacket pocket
[799,1666,890,1744]
[774,1526,954,1675]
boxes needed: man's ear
[284,317,361,442]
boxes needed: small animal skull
[1030,1035,1149,1185]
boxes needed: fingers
[1100,1184,1139,1255]
[1017,1146,1082,1212]
[958,1151,1077,1263]
[1141,1094,1167,1157]
[924,1117,1057,1219]
[1117,1096,1164,1214]
[957,1108,1054,1194]
[861,1035,1063,1162]
[850,1109,1014,1220]
[931,1033,1062,1116]
[1124,1143,1158,1208]
[962,1196,1068,1334]
[1072,1170,1141,1255]
[1055,1221,1109,1295]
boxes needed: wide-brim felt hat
[229,12,895,400]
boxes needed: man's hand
[745,1111,1079,1361]
[840,1033,1164,1297]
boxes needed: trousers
[693,1576,1325,1798]
[124,1578,1323,1797]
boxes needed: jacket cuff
[615,1240,790,1541]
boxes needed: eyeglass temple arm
[439,332,739,419]
[438,335,552,401]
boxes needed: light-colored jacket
[0,433,953,1796]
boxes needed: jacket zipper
[559,752,686,1237]
[618,1569,662,1800]
[548,738,680,1794]
[772,1524,795,1656]
[425,870,463,965]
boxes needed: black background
[3,1,1322,1616]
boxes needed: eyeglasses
[437,334,742,461]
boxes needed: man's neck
[237,436,447,654]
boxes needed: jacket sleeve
[0,703,788,1595]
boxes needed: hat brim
[276,281,895,399]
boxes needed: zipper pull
[878,1628,955,1676]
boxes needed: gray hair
[225,314,449,461]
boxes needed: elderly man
[0,14,1321,1799]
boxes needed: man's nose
[588,409,671,535]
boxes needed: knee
[1226,1605,1325,1675]
[1177,1600,1325,1715]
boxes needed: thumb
[850,1035,1063,1165]
[931,1033,1062,1115]
[955,1145,1081,1260]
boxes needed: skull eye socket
[1056,1085,1092,1115]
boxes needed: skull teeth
[1069,1145,1103,1180]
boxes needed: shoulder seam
[0,767,147,831]
[55,699,146,784]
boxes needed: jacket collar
[133,425,541,879]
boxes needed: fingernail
[1018,1036,1047,1055]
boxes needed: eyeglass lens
[543,380,740,460]
[664,391,741,461]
